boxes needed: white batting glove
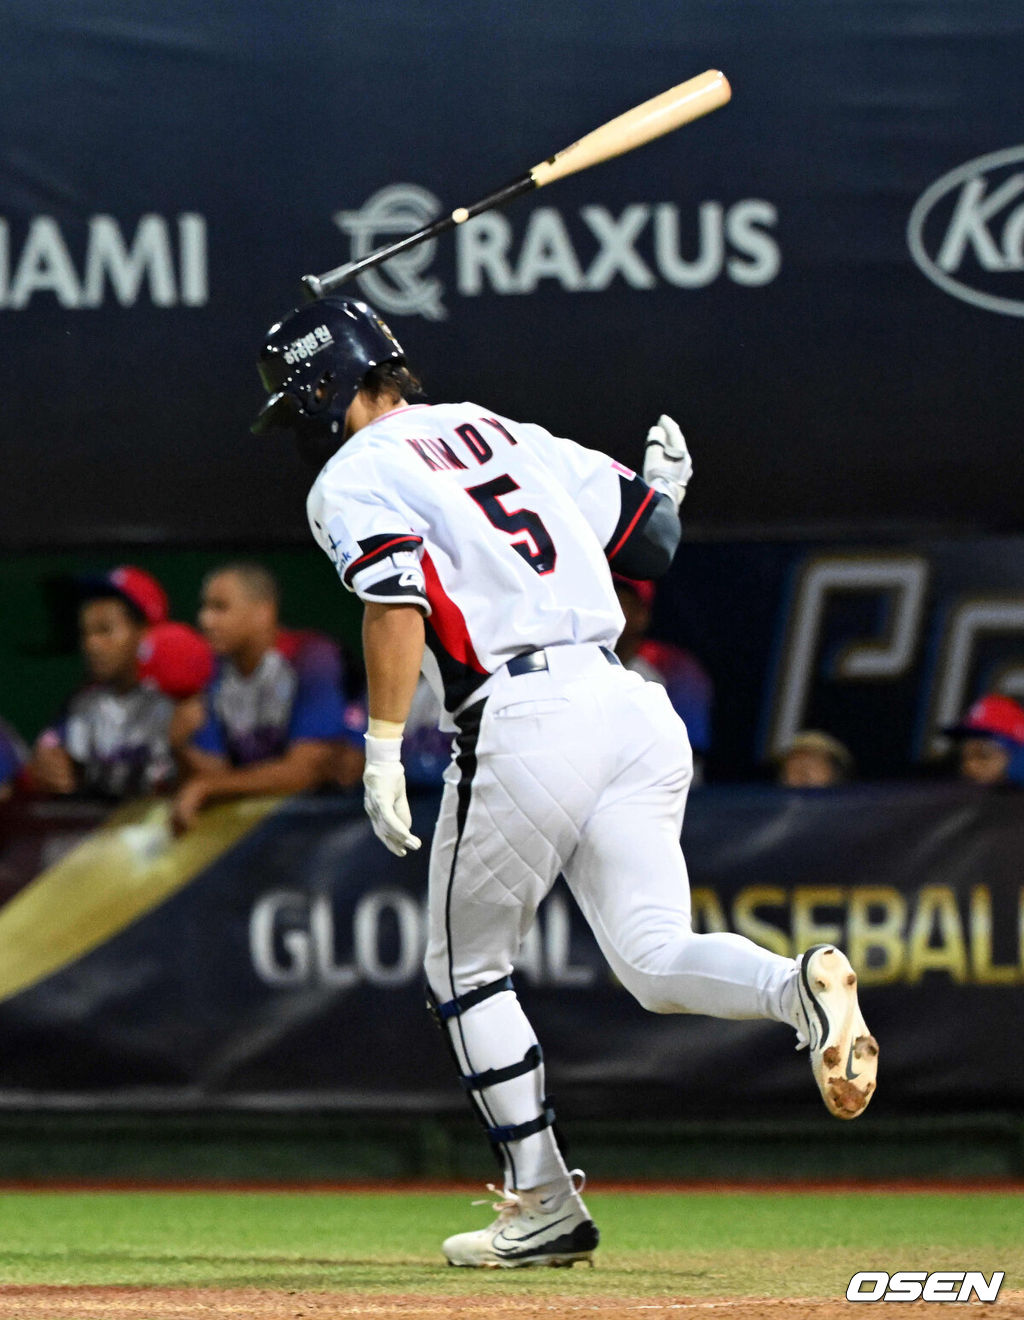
[643,414,693,510]
[363,735,421,857]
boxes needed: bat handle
[301,174,535,300]
[300,272,327,300]
[301,216,456,300]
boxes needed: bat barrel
[530,70,730,189]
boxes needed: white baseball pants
[424,642,800,1191]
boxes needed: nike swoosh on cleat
[845,1041,860,1080]
[800,947,830,1047]
[492,1215,574,1253]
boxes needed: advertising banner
[1,2,1023,546]
[0,784,1020,1119]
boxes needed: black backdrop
[2,1,1023,547]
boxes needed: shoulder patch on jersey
[318,513,359,577]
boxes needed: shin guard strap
[486,1099,556,1145]
[460,1043,542,1092]
[435,975,513,1022]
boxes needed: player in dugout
[612,574,713,782]
[252,297,879,1268]
[28,566,213,802]
[172,561,350,830]
[943,693,1024,787]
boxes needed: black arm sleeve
[604,477,682,579]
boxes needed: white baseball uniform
[308,402,802,1192]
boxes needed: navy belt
[505,646,620,677]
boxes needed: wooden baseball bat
[301,69,731,299]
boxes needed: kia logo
[907,146,1024,317]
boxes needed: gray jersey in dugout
[60,685,176,800]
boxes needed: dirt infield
[2,1290,1023,1320]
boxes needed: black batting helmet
[251,298,405,456]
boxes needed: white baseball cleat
[796,944,879,1120]
[442,1171,599,1268]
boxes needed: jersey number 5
[466,475,557,575]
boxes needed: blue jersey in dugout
[192,629,346,766]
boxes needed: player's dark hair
[361,360,425,406]
[206,561,280,608]
[80,591,147,627]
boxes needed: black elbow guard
[606,486,681,579]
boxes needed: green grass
[0,1189,1019,1299]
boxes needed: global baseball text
[249,882,1024,989]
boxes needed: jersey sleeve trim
[342,533,424,587]
[605,479,657,563]
[355,572,431,612]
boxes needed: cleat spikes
[797,944,879,1121]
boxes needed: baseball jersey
[307,402,665,722]
[192,629,346,766]
[626,640,713,756]
[41,684,176,800]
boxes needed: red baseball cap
[78,565,169,626]
[944,694,1024,746]
[138,621,215,698]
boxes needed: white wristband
[364,733,403,764]
[649,474,687,510]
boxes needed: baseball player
[173,562,348,830]
[29,567,179,801]
[253,298,879,1268]
[943,693,1024,786]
